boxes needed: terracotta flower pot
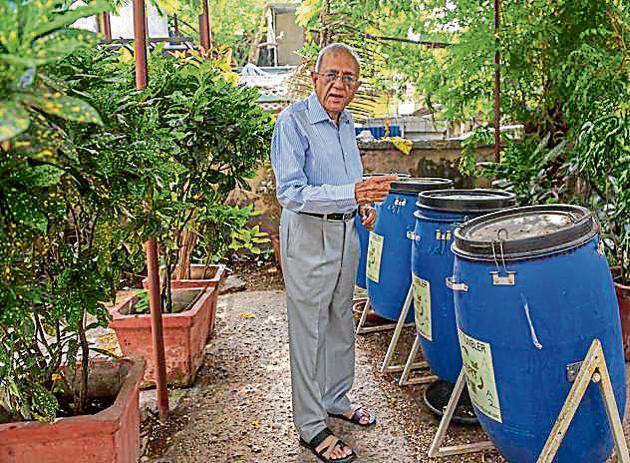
[142,263,225,335]
[615,278,630,362]
[611,266,630,361]
[109,288,216,387]
[0,358,145,463]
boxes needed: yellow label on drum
[366,232,384,283]
[412,274,432,340]
[458,329,502,423]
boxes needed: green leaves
[0,99,30,142]
[22,92,103,125]
[0,0,109,144]
[28,0,111,40]
[26,165,66,187]
[229,225,270,255]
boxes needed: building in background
[239,64,293,113]
[257,3,305,67]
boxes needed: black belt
[299,210,357,221]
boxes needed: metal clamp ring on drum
[406,231,421,241]
[446,276,468,292]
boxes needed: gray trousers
[280,208,359,442]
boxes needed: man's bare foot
[315,435,354,460]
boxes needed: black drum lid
[363,172,411,180]
[417,189,516,213]
[452,204,598,261]
[390,177,453,194]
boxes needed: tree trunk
[77,311,89,415]
[248,9,268,64]
[175,229,197,280]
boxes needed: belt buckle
[342,212,353,221]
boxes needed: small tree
[0,0,112,421]
[57,46,274,312]
[145,49,272,288]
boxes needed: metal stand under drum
[537,338,630,463]
[398,336,437,386]
[428,369,494,458]
[354,297,400,335]
[379,286,433,381]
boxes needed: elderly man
[271,43,396,463]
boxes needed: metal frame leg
[428,369,494,458]
[380,286,422,374]
[355,298,399,335]
[398,336,438,386]
[537,339,630,463]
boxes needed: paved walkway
[141,289,630,463]
[141,290,505,462]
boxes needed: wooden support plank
[537,339,629,463]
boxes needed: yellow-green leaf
[21,92,103,126]
[0,99,30,142]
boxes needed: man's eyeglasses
[316,71,359,85]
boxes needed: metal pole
[173,14,180,36]
[133,0,169,422]
[198,0,211,51]
[133,0,148,89]
[493,0,501,163]
[101,12,112,41]
[145,239,169,422]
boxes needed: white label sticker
[458,329,502,423]
[366,232,384,283]
[412,274,432,340]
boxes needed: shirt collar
[307,92,351,126]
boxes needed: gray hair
[314,43,361,73]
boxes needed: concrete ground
[135,288,630,463]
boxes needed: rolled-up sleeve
[271,118,357,214]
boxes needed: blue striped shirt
[271,93,363,214]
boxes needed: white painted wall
[73,3,169,38]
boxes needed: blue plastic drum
[366,177,453,322]
[451,205,626,462]
[411,190,516,383]
[355,173,410,290]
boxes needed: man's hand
[359,206,377,231]
[354,175,397,205]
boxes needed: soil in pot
[125,288,201,315]
[56,397,116,419]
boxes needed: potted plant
[0,358,145,463]
[109,289,214,387]
[578,112,630,358]
[257,160,283,271]
[61,47,273,387]
[140,48,272,305]
[1,2,145,461]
